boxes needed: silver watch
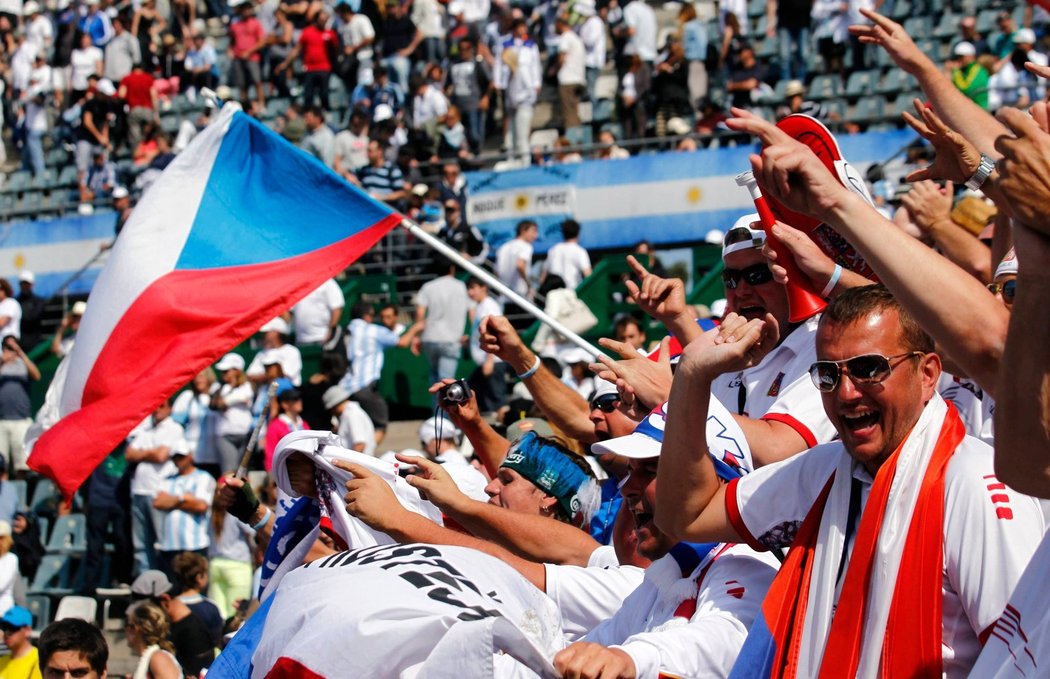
[965,154,995,192]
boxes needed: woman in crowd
[264,387,309,473]
[209,353,253,475]
[172,367,219,477]
[126,601,182,679]
[208,485,255,620]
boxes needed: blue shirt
[341,318,398,394]
[589,477,624,545]
[682,19,708,62]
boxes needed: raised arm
[404,455,600,566]
[850,9,1009,155]
[727,110,1008,396]
[989,107,1050,497]
[478,316,596,442]
[655,315,776,542]
[333,459,547,590]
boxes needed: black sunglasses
[722,263,774,290]
[809,352,924,392]
[590,393,620,412]
[987,279,1016,305]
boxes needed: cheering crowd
[4,3,1050,679]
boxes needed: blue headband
[500,432,591,521]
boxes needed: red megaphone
[735,170,826,323]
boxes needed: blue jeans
[131,494,164,577]
[585,66,600,101]
[463,107,485,151]
[778,26,810,83]
[22,128,44,177]
[422,341,461,388]
[382,55,411,90]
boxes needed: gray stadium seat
[47,514,86,555]
[25,594,50,632]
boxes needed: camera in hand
[438,379,472,406]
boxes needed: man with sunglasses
[710,215,838,466]
[656,285,1044,678]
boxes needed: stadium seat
[38,516,49,548]
[47,514,86,555]
[593,74,619,101]
[976,10,998,34]
[849,95,887,123]
[55,595,97,623]
[903,17,933,37]
[30,169,55,190]
[564,126,592,146]
[845,70,878,99]
[876,69,909,96]
[808,74,842,100]
[891,0,912,21]
[30,478,56,513]
[824,98,848,121]
[29,554,74,596]
[592,98,615,124]
[46,147,69,167]
[8,480,26,512]
[528,128,559,151]
[25,594,50,632]
[57,165,79,187]
[748,0,764,18]
[4,171,30,194]
[892,91,924,118]
[601,122,624,140]
[933,13,960,39]
[0,195,13,214]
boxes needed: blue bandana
[500,432,591,521]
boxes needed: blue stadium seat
[564,126,592,146]
[47,514,86,555]
[57,166,79,187]
[891,0,911,20]
[25,594,50,632]
[592,99,615,123]
[845,70,878,98]
[30,477,56,514]
[30,169,55,189]
[849,95,887,123]
[46,147,69,167]
[29,554,74,596]
[4,171,30,194]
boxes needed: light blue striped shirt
[341,318,399,394]
[158,469,216,552]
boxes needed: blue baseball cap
[591,402,668,459]
[0,606,32,629]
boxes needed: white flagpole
[399,219,605,359]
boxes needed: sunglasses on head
[590,393,619,412]
[987,279,1016,304]
[722,263,774,290]
[809,352,924,392]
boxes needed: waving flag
[26,105,400,498]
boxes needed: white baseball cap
[722,213,765,258]
[710,298,727,318]
[18,271,34,284]
[71,301,88,316]
[419,416,460,445]
[215,353,245,372]
[591,402,668,459]
[112,186,129,199]
[953,41,976,57]
[22,1,40,15]
[259,317,290,335]
[1014,28,1037,45]
[96,78,116,96]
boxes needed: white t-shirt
[726,437,1046,678]
[26,15,53,53]
[623,0,657,61]
[215,382,254,437]
[938,373,994,446]
[969,530,1050,678]
[0,298,21,340]
[469,295,503,365]
[292,279,345,345]
[413,85,450,129]
[544,561,645,639]
[434,450,490,502]
[580,16,607,70]
[557,30,586,86]
[253,544,563,677]
[544,241,591,289]
[340,13,375,60]
[337,401,376,456]
[247,343,303,386]
[334,129,370,173]
[495,238,534,298]
[69,46,103,91]
[711,315,836,450]
[128,417,184,496]
[583,545,778,679]
[417,276,469,344]
[0,552,18,616]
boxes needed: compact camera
[438,379,472,406]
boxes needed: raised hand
[763,221,838,289]
[677,313,780,382]
[901,180,954,235]
[902,100,982,184]
[589,336,673,413]
[624,255,688,325]
[995,107,1050,235]
[478,315,532,369]
[399,454,469,512]
[726,109,854,222]
[849,9,929,75]
[334,459,404,532]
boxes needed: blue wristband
[516,355,541,380]
[251,506,272,532]
[821,264,843,298]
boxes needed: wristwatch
[965,154,995,192]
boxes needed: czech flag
[26,104,400,499]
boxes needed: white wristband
[821,264,843,298]
[516,355,541,380]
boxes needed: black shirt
[170,612,215,677]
